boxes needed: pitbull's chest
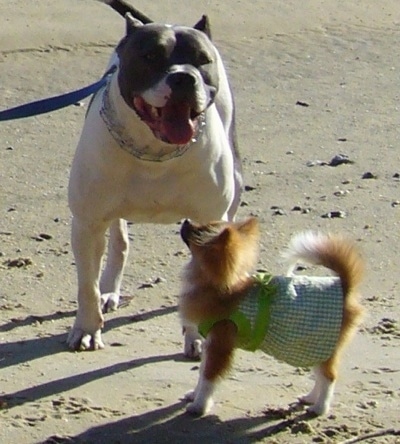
[96,155,233,224]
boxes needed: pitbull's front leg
[67,217,108,351]
[100,218,130,312]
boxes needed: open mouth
[133,96,202,145]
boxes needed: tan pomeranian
[178,217,364,416]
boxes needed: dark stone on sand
[321,211,347,219]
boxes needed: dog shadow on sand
[45,401,315,444]
[0,305,177,401]
[0,304,177,368]
[1,303,318,443]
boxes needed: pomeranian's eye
[205,223,226,234]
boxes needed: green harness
[198,274,276,351]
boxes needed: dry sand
[0,1,399,442]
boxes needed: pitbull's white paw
[67,311,104,351]
[68,327,105,351]
[101,292,120,312]
[185,339,202,360]
[183,328,203,360]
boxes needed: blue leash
[0,66,116,122]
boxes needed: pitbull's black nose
[167,72,196,93]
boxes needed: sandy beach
[0,1,399,442]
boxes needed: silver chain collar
[99,77,206,162]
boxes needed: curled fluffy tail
[284,231,364,294]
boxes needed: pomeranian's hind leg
[299,367,322,405]
[308,362,336,416]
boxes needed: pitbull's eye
[143,51,157,61]
[197,53,212,66]
[139,44,165,63]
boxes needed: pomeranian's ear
[237,217,259,236]
[215,226,234,248]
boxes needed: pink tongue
[161,101,195,145]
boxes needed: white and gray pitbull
[67,0,242,353]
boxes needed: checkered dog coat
[198,273,344,368]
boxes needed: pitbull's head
[116,14,219,145]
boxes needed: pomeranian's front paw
[298,392,318,405]
[184,390,196,402]
[307,401,330,416]
[186,398,214,416]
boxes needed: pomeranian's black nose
[180,219,192,246]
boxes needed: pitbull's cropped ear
[125,12,143,35]
[194,15,212,39]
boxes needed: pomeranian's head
[180,217,260,290]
